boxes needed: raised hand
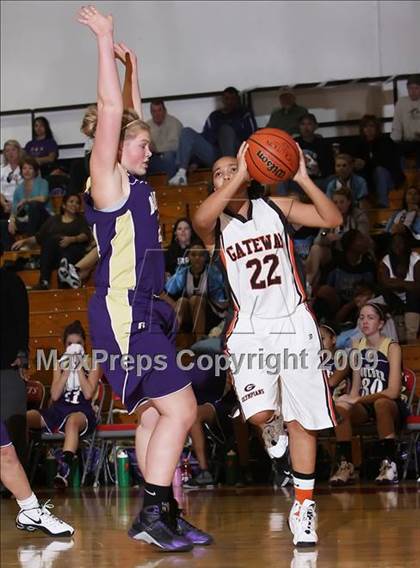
[293,144,309,183]
[237,141,250,182]
[77,5,113,36]
[114,42,137,68]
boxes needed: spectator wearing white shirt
[391,75,420,168]
[1,140,24,250]
[147,99,183,179]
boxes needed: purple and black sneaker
[128,502,193,552]
[169,498,213,546]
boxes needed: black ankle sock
[379,438,397,461]
[335,441,352,463]
[143,482,171,508]
[63,451,75,467]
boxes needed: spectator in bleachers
[12,194,91,290]
[165,242,228,340]
[329,303,407,486]
[147,99,183,179]
[0,140,24,250]
[378,229,420,344]
[27,320,101,489]
[385,186,420,241]
[349,114,404,208]
[326,154,369,208]
[288,191,319,262]
[334,282,398,349]
[24,116,59,177]
[168,87,256,186]
[266,88,307,136]
[312,229,376,321]
[8,157,51,242]
[295,113,335,187]
[165,218,195,277]
[391,75,420,168]
[1,140,24,216]
[306,188,371,289]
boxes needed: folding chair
[28,380,105,484]
[82,386,138,487]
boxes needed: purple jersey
[40,372,97,435]
[83,173,165,297]
[84,170,190,411]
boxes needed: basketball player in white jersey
[193,142,342,547]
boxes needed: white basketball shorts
[226,302,336,430]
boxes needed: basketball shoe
[272,449,293,488]
[58,258,81,289]
[169,498,213,545]
[262,413,288,459]
[184,470,215,488]
[128,502,193,552]
[329,459,356,486]
[16,501,74,536]
[288,499,318,547]
[375,459,399,485]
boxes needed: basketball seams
[254,129,300,161]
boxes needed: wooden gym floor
[1,483,419,568]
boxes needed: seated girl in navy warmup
[27,320,101,488]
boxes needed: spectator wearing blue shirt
[326,154,369,208]
[165,242,228,340]
[168,87,256,186]
[8,157,51,241]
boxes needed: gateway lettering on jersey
[226,232,284,262]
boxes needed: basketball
[245,128,299,184]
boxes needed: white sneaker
[262,414,288,459]
[58,258,81,288]
[375,459,399,485]
[16,500,75,536]
[329,459,356,486]
[289,499,318,547]
[168,171,188,186]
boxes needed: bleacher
[2,160,419,394]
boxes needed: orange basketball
[245,128,299,184]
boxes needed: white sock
[178,168,186,177]
[17,492,39,511]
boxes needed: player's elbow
[328,210,343,228]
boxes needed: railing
[0,73,416,154]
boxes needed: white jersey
[217,198,306,319]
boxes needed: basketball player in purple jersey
[78,5,211,552]
[1,420,74,536]
[193,144,342,546]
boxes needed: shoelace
[40,501,65,525]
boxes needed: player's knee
[249,410,274,427]
[65,413,82,430]
[373,397,393,413]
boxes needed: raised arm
[114,42,143,119]
[193,142,249,249]
[77,6,123,207]
[271,146,343,229]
